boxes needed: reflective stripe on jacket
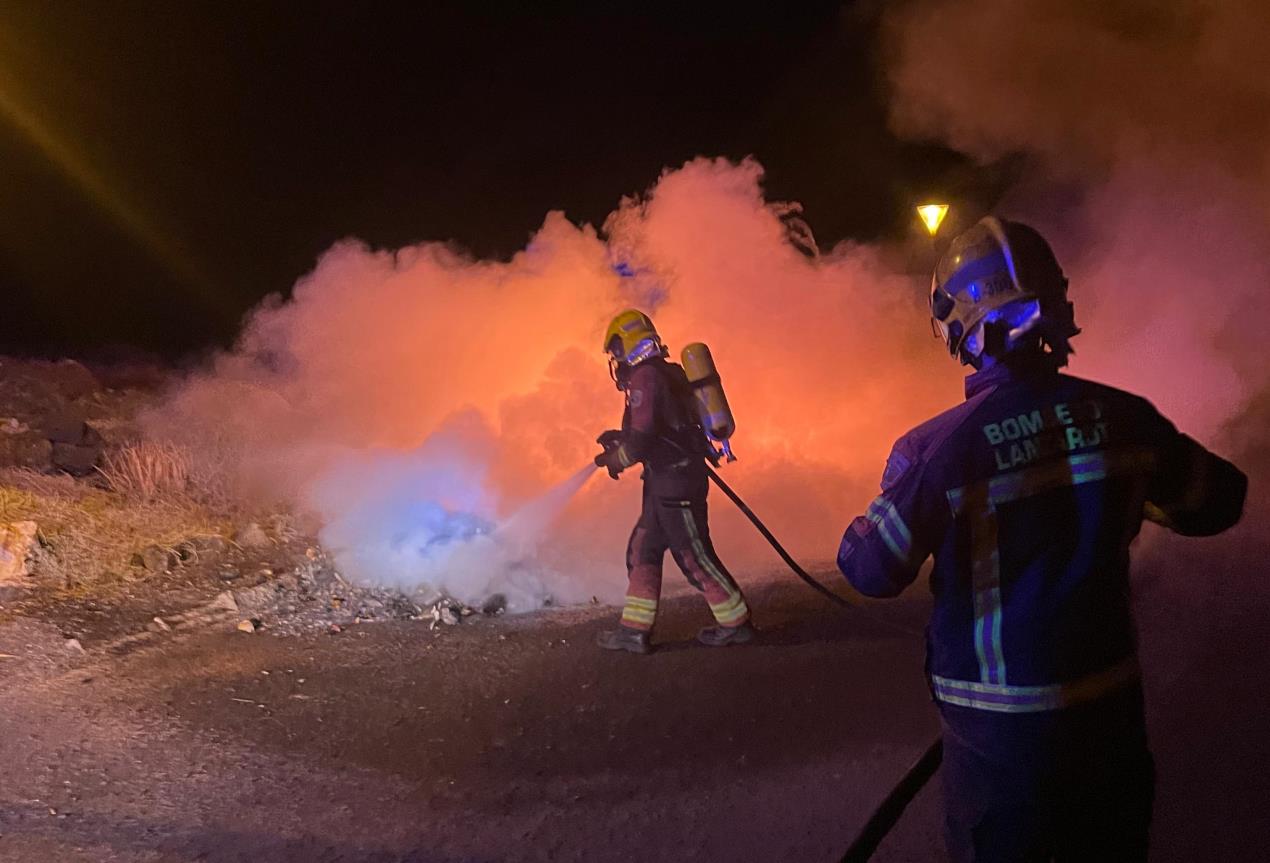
[837,355,1247,713]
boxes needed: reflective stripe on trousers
[678,508,749,626]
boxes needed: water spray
[497,462,599,543]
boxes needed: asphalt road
[0,579,946,862]
[0,544,1265,863]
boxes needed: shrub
[97,442,191,499]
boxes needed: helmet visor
[963,298,1042,358]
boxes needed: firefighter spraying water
[592,308,755,653]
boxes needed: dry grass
[96,441,191,499]
[0,466,231,593]
[0,370,266,599]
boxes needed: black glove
[594,448,624,480]
[594,431,625,480]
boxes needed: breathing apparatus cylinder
[681,342,737,461]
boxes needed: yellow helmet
[602,309,666,365]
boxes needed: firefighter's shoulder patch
[880,446,914,492]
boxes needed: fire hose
[703,464,908,630]
[702,462,945,862]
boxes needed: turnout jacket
[838,356,1247,713]
[611,358,708,496]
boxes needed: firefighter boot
[596,626,652,654]
[697,621,756,647]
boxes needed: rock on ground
[49,421,104,476]
[0,431,53,470]
[0,357,109,473]
[131,545,177,574]
[233,523,271,549]
[0,520,38,585]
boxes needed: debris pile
[221,541,504,636]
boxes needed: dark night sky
[0,1,1001,359]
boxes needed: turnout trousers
[620,480,749,632]
[939,685,1155,863]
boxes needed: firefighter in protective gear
[594,309,754,653]
[837,217,1247,862]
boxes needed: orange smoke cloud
[153,157,954,605]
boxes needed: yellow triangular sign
[916,203,949,236]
